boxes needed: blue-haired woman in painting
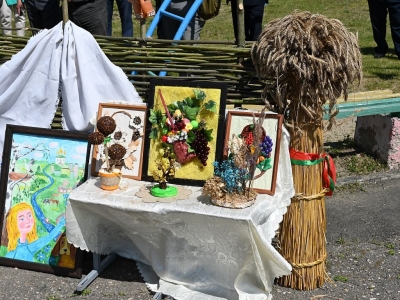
[4,202,65,262]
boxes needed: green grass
[333,275,349,283]
[109,0,400,93]
[344,154,388,174]
[336,235,346,245]
[385,243,395,255]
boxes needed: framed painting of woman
[0,125,90,278]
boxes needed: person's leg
[14,7,26,36]
[387,0,400,58]
[244,4,264,41]
[0,2,12,35]
[155,0,164,38]
[116,0,133,36]
[165,0,204,40]
[107,0,114,36]
[367,0,389,56]
[183,13,204,40]
[69,0,108,35]
[41,0,62,29]
[230,0,239,42]
[162,0,185,39]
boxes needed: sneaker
[373,53,385,59]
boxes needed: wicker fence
[0,33,267,128]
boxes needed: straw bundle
[251,10,362,131]
[250,11,362,290]
[278,125,327,289]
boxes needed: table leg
[76,253,117,292]
[153,292,163,299]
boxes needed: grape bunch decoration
[192,129,211,166]
[260,136,273,158]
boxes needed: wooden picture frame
[0,125,90,278]
[91,103,147,180]
[142,79,227,186]
[224,111,283,195]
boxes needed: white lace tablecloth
[66,130,294,300]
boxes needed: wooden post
[62,0,69,28]
[140,19,146,39]
[236,0,245,47]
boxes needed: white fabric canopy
[0,21,142,163]
[60,22,142,132]
[66,128,294,300]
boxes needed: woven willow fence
[0,33,267,128]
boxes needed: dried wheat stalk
[251,10,362,129]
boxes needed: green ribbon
[290,157,324,166]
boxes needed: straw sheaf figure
[250,10,362,290]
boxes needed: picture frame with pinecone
[89,103,147,181]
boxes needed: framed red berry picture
[142,79,227,186]
[224,110,283,195]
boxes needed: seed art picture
[91,103,147,181]
[0,125,89,277]
[142,80,227,186]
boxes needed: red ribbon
[289,148,337,196]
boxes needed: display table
[66,131,295,300]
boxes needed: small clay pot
[98,169,121,191]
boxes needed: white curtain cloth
[60,22,142,132]
[66,128,295,300]
[0,23,63,159]
[0,21,142,162]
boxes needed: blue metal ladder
[145,0,204,76]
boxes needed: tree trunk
[159,181,167,189]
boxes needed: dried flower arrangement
[203,111,270,208]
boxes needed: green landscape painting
[0,128,88,276]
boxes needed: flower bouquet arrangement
[203,111,272,208]
[147,89,218,196]
[149,89,216,167]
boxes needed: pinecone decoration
[97,116,116,136]
[108,144,127,160]
[114,131,123,140]
[132,129,140,141]
[133,116,142,126]
[88,132,104,145]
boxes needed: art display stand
[65,127,295,300]
[76,253,117,292]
